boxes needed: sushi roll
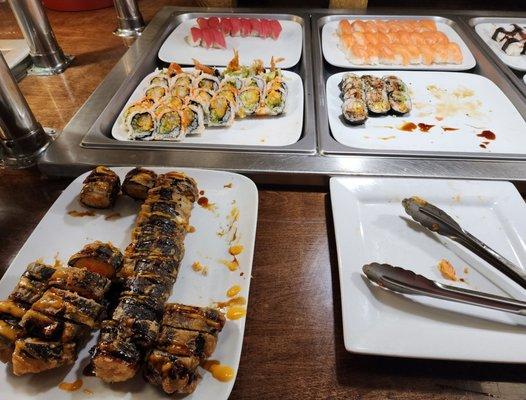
[188,88,214,125]
[237,85,262,118]
[382,75,412,115]
[341,98,368,125]
[163,95,184,111]
[68,241,123,279]
[162,304,226,335]
[258,77,287,116]
[12,338,76,376]
[19,309,89,343]
[193,73,220,92]
[208,94,236,127]
[123,98,155,121]
[48,266,111,302]
[118,256,180,281]
[153,104,184,141]
[79,166,121,209]
[361,75,390,115]
[122,167,157,201]
[148,72,170,88]
[179,104,205,136]
[220,75,244,91]
[126,106,156,140]
[170,72,194,88]
[155,325,218,359]
[145,85,168,103]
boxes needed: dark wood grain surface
[1,1,526,399]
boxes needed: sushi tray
[39,7,526,185]
[79,10,316,154]
[0,166,258,400]
[313,12,526,159]
[465,17,526,100]
[321,15,476,71]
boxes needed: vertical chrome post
[8,0,73,75]
[113,0,145,37]
[0,52,51,168]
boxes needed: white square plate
[0,167,258,399]
[158,18,302,69]
[322,17,476,71]
[475,22,526,72]
[326,70,526,154]
[330,176,526,362]
[112,69,303,147]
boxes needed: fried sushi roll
[144,350,201,395]
[0,319,23,362]
[31,288,103,329]
[112,295,163,324]
[258,77,287,116]
[156,325,218,359]
[122,167,157,201]
[208,94,236,127]
[19,309,88,343]
[361,75,390,115]
[153,103,184,141]
[68,241,123,278]
[48,266,111,302]
[9,276,49,305]
[120,273,173,302]
[153,172,199,203]
[117,256,180,281]
[162,304,226,335]
[237,84,263,118]
[79,166,121,209]
[145,84,168,103]
[12,338,76,376]
[382,75,412,115]
[133,213,187,240]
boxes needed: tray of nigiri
[158,13,303,68]
[471,17,526,72]
[322,16,476,71]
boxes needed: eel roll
[122,167,157,201]
[68,241,123,278]
[12,338,76,375]
[79,166,121,209]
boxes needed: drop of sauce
[197,197,209,207]
[58,379,83,392]
[228,245,244,256]
[479,144,487,149]
[417,123,434,132]
[226,306,247,320]
[227,285,241,298]
[82,363,95,376]
[202,360,235,382]
[220,258,239,271]
[68,210,95,217]
[216,296,246,308]
[199,190,205,195]
[477,130,496,140]
[399,122,417,132]
[442,126,458,132]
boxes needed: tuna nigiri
[269,19,282,40]
[207,17,220,29]
[240,18,251,37]
[211,28,226,49]
[230,18,241,37]
[200,28,214,49]
[197,17,209,29]
[220,18,232,36]
[250,18,262,37]
[186,27,203,47]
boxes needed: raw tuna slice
[269,19,282,40]
[208,17,220,29]
[186,27,202,47]
[230,18,241,37]
[260,19,271,39]
[240,18,252,37]
[211,28,226,49]
[249,18,261,37]
[201,28,214,49]
[220,17,232,36]
[196,17,209,29]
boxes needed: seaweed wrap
[122,167,157,201]
[79,166,121,209]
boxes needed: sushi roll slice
[91,320,143,382]
[48,266,111,302]
[361,75,390,115]
[145,85,168,103]
[68,241,123,279]
[193,73,220,92]
[180,104,205,136]
[220,75,244,91]
[153,104,184,141]
[216,86,239,111]
[19,309,88,343]
[382,75,412,115]
[170,72,194,88]
[164,95,184,111]
[126,106,156,140]
[258,77,287,116]
[341,98,368,125]
[237,86,262,118]
[112,295,163,324]
[9,275,50,305]
[144,349,200,395]
[208,94,236,127]
[188,88,214,125]
[123,98,155,121]
[79,166,121,209]
[120,273,173,303]
[156,325,218,359]
[118,256,180,281]
[162,304,226,335]
[122,167,157,201]
[148,72,170,88]
[12,338,76,376]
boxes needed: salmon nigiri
[351,20,367,32]
[446,42,463,64]
[432,43,449,63]
[405,44,422,64]
[419,46,435,65]
[338,19,353,36]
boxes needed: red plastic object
[42,0,114,12]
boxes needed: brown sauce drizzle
[68,210,95,217]
[197,197,209,207]
[477,130,496,140]
[399,122,417,132]
[417,123,434,133]
[58,379,83,392]
[442,127,458,132]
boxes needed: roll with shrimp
[153,104,184,141]
[257,77,287,116]
[179,104,205,136]
[126,107,156,140]
[208,94,235,127]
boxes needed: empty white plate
[330,176,526,362]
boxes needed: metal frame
[39,6,526,186]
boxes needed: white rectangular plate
[112,69,303,147]
[475,22,526,72]
[330,176,526,362]
[0,167,258,400]
[322,18,476,71]
[326,70,526,154]
[158,17,302,69]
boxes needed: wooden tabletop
[1,1,526,399]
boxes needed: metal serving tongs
[363,263,526,316]
[402,197,526,290]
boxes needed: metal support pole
[8,0,73,75]
[113,0,145,37]
[0,52,52,168]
